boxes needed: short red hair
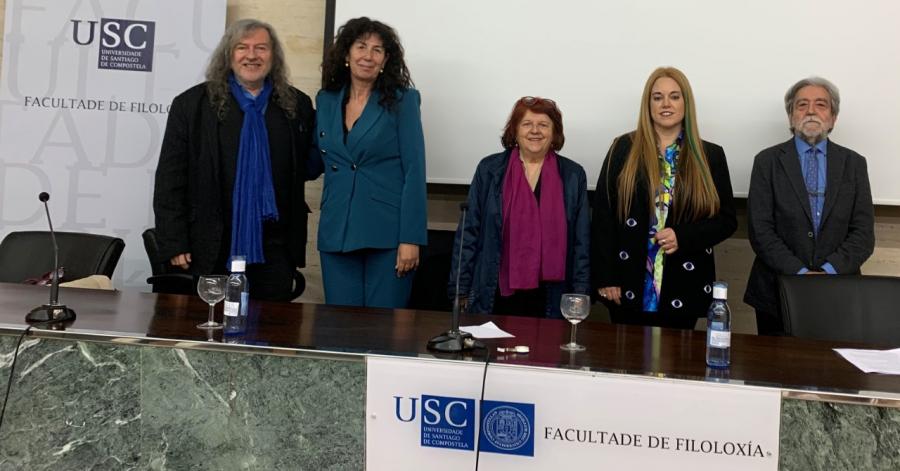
[500,96,565,151]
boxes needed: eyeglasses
[520,96,557,108]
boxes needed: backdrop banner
[0,0,226,287]
[367,356,781,470]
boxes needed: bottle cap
[230,257,246,272]
[712,282,728,299]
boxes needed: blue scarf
[228,74,278,264]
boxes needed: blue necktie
[804,148,820,234]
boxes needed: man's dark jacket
[744,138,875,314]
[153,82,314,274]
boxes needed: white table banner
[367,356,781,470]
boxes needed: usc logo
[71,19,151,49]
[70,18,156,72]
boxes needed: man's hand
[170,253,191,270]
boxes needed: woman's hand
[395,243,420,277]
[597,286,622,305]
[655,228,679,255]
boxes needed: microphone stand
[26,193,76,324]
[428,202,483,352]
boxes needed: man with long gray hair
[153,19,314,301]
[744,77,874,335]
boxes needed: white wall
[336,0,900,203]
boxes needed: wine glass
[560,293,590,351]
[197,275,227,329]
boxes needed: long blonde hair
[617,67,719,223]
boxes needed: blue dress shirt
[794,136,835,274]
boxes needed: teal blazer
[311,87,428,252]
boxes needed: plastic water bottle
[705,366,730,383]
[223,256,249,334]
[705,281,731,368]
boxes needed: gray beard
[794,128,829,146]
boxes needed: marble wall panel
[781,399,900,470]
[0,336,365,470]
[0,336,141,469]
[139,347,365,470]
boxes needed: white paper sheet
[834,348,900,375]
[459,321,514,339]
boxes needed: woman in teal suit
[311,17,427,308]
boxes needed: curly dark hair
[321,17,412,110]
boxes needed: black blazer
[153,83,314,274]
[591,133,737,317]
[744,138,875,314]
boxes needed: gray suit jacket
[744,138,875,314]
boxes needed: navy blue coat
[448,150,591,318]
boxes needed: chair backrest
[141,228,169,276]
[778,274,900,346]
[141,227,193,295]
[409,229,455,311]
[0,231,125,283]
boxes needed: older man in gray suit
[744,77,875,335]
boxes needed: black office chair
[141,228,306,299]
[0,230,125,283]
[778,274,900,346]
[141,228,196,295]
[408,229,455,312]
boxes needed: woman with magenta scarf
[449,97,591,318]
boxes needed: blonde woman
[591,67,736,328]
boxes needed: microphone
[428,201,483,352]
[26,192,76,324]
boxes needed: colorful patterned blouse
[642,135,681,312]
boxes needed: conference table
[0,282,897,469]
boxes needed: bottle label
[224,301,239,317]
[709,329,731,348]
